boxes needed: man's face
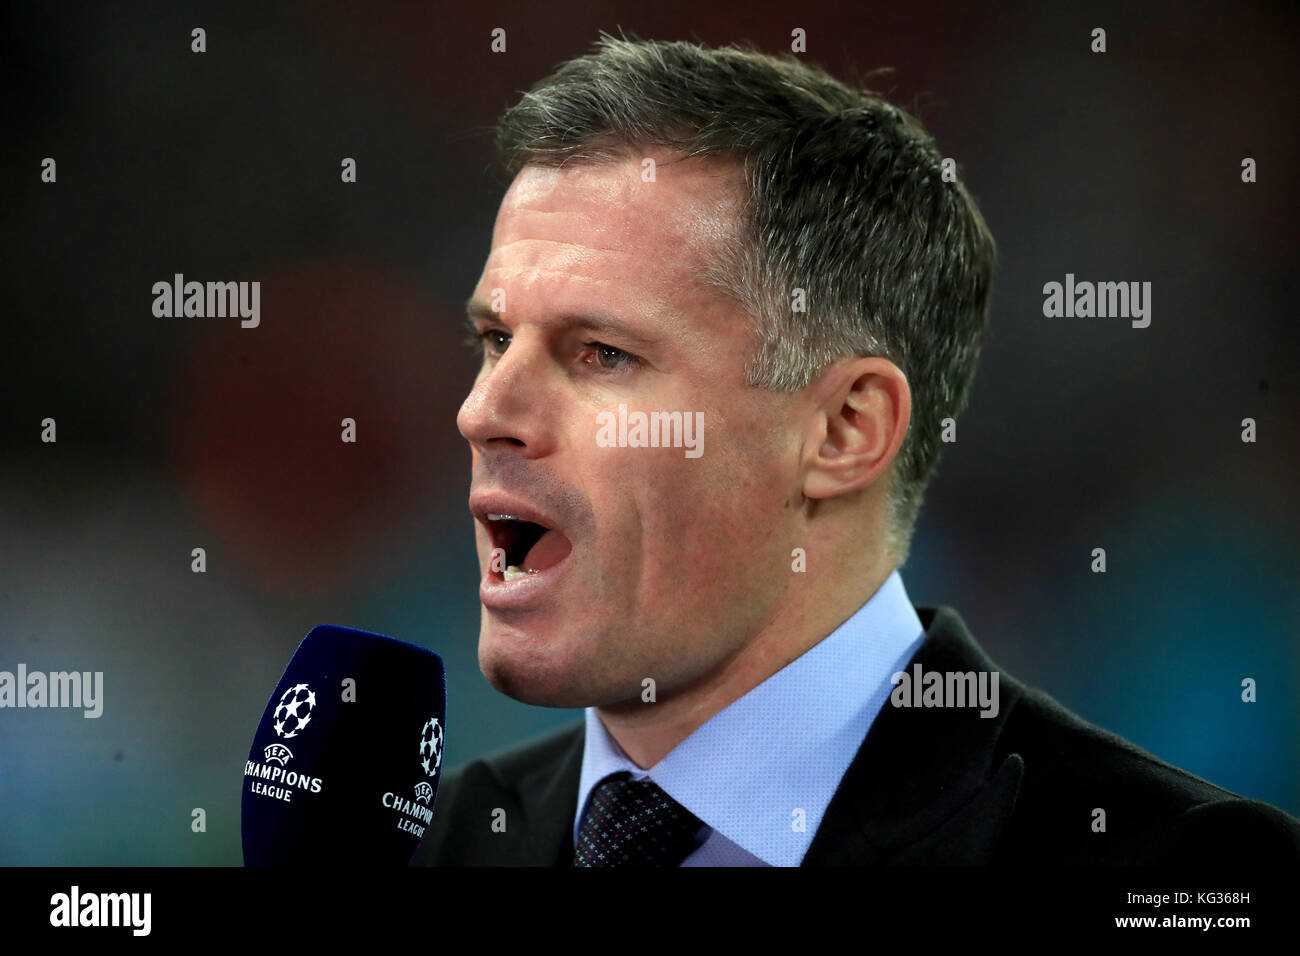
[458,152,803,709]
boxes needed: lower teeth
[503,565,538,582]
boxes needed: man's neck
[594,559,896,768]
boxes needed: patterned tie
[574,771,706,866]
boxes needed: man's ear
[802,356,911,500]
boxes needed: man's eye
[478,329,510,355]
[469,329,638,373]
[587,343,639,371]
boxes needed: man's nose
[456,335,549,456]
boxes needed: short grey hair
[495,34,997,568]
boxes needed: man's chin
[478,626,596,708]
[479,657,594,708]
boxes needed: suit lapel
[511,723,584,866]
[802,606,1025,865]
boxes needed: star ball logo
[377,717,443,841]
[243,682,323,803]
[273,682,316,738]
[420,717,443,778]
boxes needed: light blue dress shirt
[572,569,927,866]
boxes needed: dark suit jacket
[412,605,1300,865]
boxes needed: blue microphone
[241,625,446,866]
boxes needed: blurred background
[1,0,1296,864]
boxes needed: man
[413,36,1300,866]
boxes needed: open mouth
[484,513,572,581]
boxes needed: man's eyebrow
[463,298,660,349]
[463,299,492,337]
[464,299,497,324]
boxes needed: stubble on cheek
[600,455,747,695]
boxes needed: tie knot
[574,771,706,867]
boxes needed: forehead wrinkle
[488,213,731,305]
[485,157,751,347]
[484,235,638,280]
[501,157,744,258]
[490,235,634,257]
[472,264,674,343]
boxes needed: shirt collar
[573,569,925,866]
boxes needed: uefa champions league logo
[419,717,443,777]
[272,683,316,739]
[243,682,324,804]
[263,743,294,766]
[374,718,443,836]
